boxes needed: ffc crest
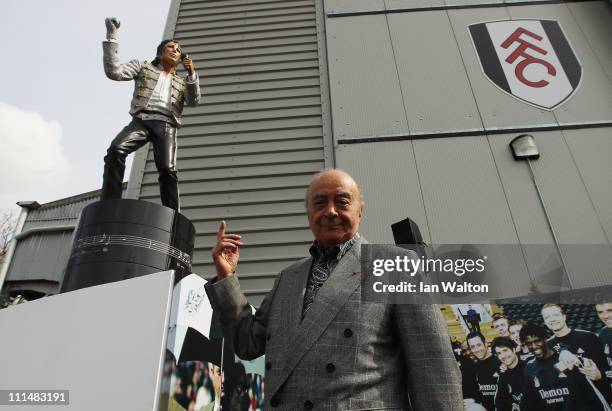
[469,20,581,110]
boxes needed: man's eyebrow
[335,192,352,199]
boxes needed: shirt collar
[309,233,360,262]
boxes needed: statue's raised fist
[105,17,121,31]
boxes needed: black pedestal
[60,199,195,293]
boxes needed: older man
[205,169,462,410]
[101,17,200,210]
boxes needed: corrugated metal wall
[5,191,101,285]
[21,195,98,232]
[328,1,612,289]
[129,0,328,304]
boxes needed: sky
[0,0,171,215]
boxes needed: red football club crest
[469,20,582,110]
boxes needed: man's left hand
[183,56,195,76]
[578,358,602,381]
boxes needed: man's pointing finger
[217,220,226,239]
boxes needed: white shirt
[145,70,173,116]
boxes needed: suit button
[267,332,271,341]
[304,400,314,409]
[270,396,280,407]
[266,361,272,370]
[326,363,335,373]
[343,328,353,338]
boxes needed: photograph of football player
[492,336,525,411]
[468,332,501,410]
[542,304,611,403]
[509,318,534,362]
[492,314,510,337]
[520,324,609,411]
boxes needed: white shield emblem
[469,20,582,110]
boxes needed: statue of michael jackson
[101,17,200,211]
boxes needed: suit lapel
[274,238,364,391]
[278,257,311,343]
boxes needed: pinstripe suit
[205,237,462,410]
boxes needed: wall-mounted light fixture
[510,134,540,160]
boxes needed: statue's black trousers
[102,117,179,210]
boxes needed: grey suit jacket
[205,237,462,410]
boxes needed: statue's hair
[151,39,180,67]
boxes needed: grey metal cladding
[412,136,520,244]
[327,14,409,139]
[327,0,561,16]
[6,192,101,284]
[387,11,483,134]
[20,194,98,232]
[131,0,325,300]
[325,0,385,15]
[335,141,430,244]
[385,0,445,13]
[178,127,322,145]
[517,131,609,245]
[5,231,74,282]
[567,1,612,84]
[327,2,611,142]
[508,3,612,124]
[561,128,612,245]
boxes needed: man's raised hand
[212,221,242,279]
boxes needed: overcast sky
[0,0,171,215]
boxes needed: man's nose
[323,202,338,217]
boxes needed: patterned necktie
[301,247,339,318]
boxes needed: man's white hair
[304,168,364,207]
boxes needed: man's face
[524,335,547,359]
[509,324,523,346]
[596,303,612,328]
[461,342,476,361]
[495,346,519,368]
[542,306,566,333]
[159,41,181,67]
[306,171,363,247]
[493,318,509,336]
[468,336,489,360]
